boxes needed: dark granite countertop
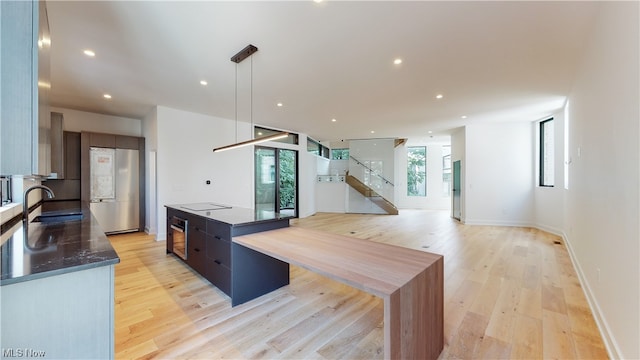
[0,202,120,286]
[165,203,292,226]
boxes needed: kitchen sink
[32,210,84,224]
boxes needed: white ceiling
[47,1,599,142]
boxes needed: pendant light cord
[250,55,253,140]
[235,63,238,143]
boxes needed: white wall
[297,138,317,219]
[395,139,452,210]
[532,111,565,235]
[154,106,253,240]
[142,107,158,235]
[152,106,317,239]
[348,138,395,212]
[464,122,534,226]
[51,107,142,136]
[562,2,639,358]
[316,182,347,213]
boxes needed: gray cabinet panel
[115,135,141,150]
[1,1,50,176]
[0,265,115,359]
[64,131,81,180]
[90,133,116,148]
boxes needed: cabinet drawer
[207,221,231,241]
[207,261,231,296]
[206,235,231,268]
[187,232,206,275]
[168,208,189,221]
[188,216,206,233]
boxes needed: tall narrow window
[442,145,452,196]
[540,118,554,187]
[407,146,426,196]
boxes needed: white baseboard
[559,231,620,359]
[462,218,534,227]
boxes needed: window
[539,118,554,187]
[442,146,451,196]
[1,176,11,205]
[254,126,299,145]
[307,138,329,159]
[407,146,426,196]
[331,148,349,160]
[307,138,320,155]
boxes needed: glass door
[255,147,277,214]
[452,160,461,220]
[255,147,298,217]
[278,149,297,217]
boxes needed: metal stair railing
[349,156,394,186]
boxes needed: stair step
[345,174,398,215]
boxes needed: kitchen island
[167,203,444,359]
[0,202,120,359]
[165,203,291,306]
[235,227,444,360]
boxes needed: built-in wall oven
[170,216,188,260]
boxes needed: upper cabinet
[0,0,51,176]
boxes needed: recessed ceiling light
[428,131,433,134]
[103,94,112,99]
[435,94,444,99]
[313,0,323,3]
[370,130,375,134]
[200,80,208,86]
[83,50,96,57]
[461,115,467,119]
[331,118,337,122]
[277,102,283,107]
[393,58,402,65]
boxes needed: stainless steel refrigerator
[89,147,140,234]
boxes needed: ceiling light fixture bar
[213,132,289,153]
[230,44,258,63]
[213,44,289,153]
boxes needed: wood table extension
[233,226,444,360]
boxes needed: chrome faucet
[23,185,55,221]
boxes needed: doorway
[255,147,298,217]
[452,160,461,220]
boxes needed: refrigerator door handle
[91,198,116,203]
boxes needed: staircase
[345,172,399,215]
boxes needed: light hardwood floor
[110,210,608,359]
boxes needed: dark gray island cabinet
[165,204,290,306]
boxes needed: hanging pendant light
[213,44,288,153]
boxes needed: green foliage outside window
[331,149,349,160]
[407,147,426,196]
[279,150,296,209]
